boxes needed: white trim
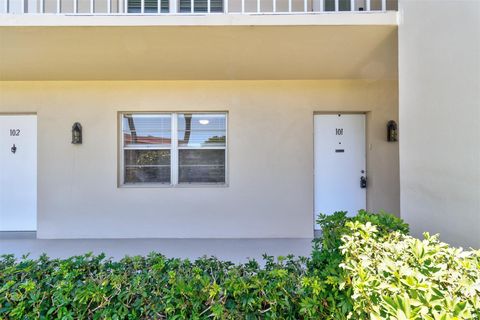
[119,113,125,186]
[169,0,177,13]
[171,112,179,185]
[0,12,399,26]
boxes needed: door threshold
[0,231,36,239]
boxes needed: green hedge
[1,253,313,319]
[1,211,478,319]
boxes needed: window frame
[118,111,228,188]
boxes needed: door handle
[360,176,367,189]
[11,144,17,154]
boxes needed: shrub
[340,221,480,320]
[314,210,409,254]
[0,253,320,319]
[307,210,409,319]
[1,211,477,319]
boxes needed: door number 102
[10,129,20,136]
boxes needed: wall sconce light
[72,122,82,144]
[387,120,398,142]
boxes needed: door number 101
[10,129,20,136]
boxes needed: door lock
[11,144,17,154]
[360,176,367,189]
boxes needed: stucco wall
[0,80,399,239]
[399,0,480,248]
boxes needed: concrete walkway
[0,233,313,264]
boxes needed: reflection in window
[122,114,172,184]
[177,113,226,147]
[124,150,171,183]
[123,114,171,147]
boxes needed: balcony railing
[1,0,397,14]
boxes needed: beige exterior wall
[0,80,399,239]
[399,0,480,248]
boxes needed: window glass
[128,0,169,13]
[179,0,223,12]
[179,150,226,183]
[177,113,226,148]
[123,114,171,147]
[124,150,171,184]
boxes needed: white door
[0,115,37,231]
[314,114,366,229]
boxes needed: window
[122,114,172,184]
[179,0,223,13]
[121,112,227,186]
[128,0,169,13]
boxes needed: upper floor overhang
[0,1,398,81]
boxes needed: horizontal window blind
[178,113,226,184]
[122,114,172,184]
[121,112,227,186]
[128,0,169,13]
[123,114,172,147]
[179,0,223,12]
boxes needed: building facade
[0,0,478,247]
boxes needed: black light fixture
[387,120,398,142]
[72,122,82,144]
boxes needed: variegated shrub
[340,221,480,320]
